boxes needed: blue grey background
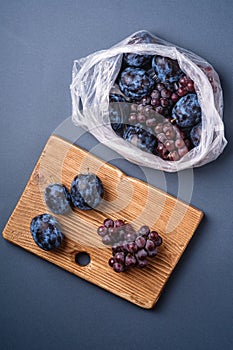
[1,1,233,349]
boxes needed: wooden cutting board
[2,135,203,308]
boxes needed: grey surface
[1,1,233,349]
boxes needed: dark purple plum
[70,173,104,210]
[109,94,129,136]
[172,94,201,128]
[119,67,154,101]
[123,124,157,154]
[125,254,137,267]
[123,53,152,68]
[152,56,183,83]
[128,31,157,45]
[190,123,202,147]
[30,214,63,251]
[44,184,71,215]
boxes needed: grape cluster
[174,75,195,97]
[97,218,162,273]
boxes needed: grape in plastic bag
[70,30,227,172]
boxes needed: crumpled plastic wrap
[70,30,227,172]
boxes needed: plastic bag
[70,30,227,172]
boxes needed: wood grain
[2,135,203,308]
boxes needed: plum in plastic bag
[70,30,227,172]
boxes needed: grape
[138,225,150,236]
[171,92,179,103]
[177,87,187,97]
[149,231,159,240]
[178,147,189,157]
[154,119,190,161]
[129,113,137,123]
[127,242,138,254]
[160,98,169,107]
[145,239,155,252]
[147,248,158,257]
[112,244,122,254]
[156,83,165,91]
[104,218,114,228]
[135,236,146,249]
[115,252,125,264]
[151,90,160,99]
[97,226,107,237]
[165,129,176,139]
[161,88,171,98]
[118,227,126,241]
[114,219,125,227]
[137,260,148,268]
[154,236,163,247]
[157,142,169,160]
[164,140,175,152]
[122,242,129,252]
[187,81,195,92]
[113,262,125,273]
[126,232,137,242]
[168,150,180,161]
[175,138,185,148]
[146,118,157,127]
[102,235,112,245]
[125,254,137,267]
[109,228,119,243]
[179,76,188,86]
[108,257,115,267]
[118,228,126,241]
[136,249,148,260]
[154,123,163,134]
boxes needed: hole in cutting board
[75,252,90,266]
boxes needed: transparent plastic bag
[70,30,227,172]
